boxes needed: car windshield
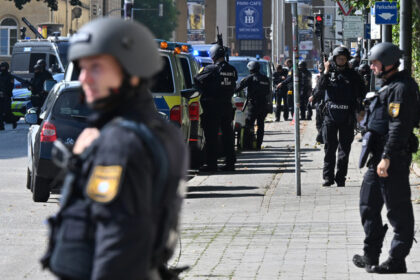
[230,60,269,77]
[56,41,69,69]
[53,88,91,120]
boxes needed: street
[1,117,420,279]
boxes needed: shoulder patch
[86,165,123,203]
[388,103,400,118]
[199,67,204,73]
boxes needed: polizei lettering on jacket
[329,104,349,110]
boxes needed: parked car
[25,81,91,202]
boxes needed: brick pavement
[174,117,420,279]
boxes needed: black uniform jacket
[0,71,14,98]
[273,69,288,88]
[62,89,188,279]
[235,72,270,107]
[312,67,365,112]
[194,60,237,104]
[30,70,53,94]
[380,70,420,158]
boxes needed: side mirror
[25,112,38,125]
[181,88,200,99]
[43,79,57,93]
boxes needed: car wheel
[32,167,50,202]
[26,168,31,190]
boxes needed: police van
[10,36,69,116]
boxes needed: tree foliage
[8,0,81,11]
[346,0,420,83]
[132,0,178,40]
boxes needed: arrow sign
[375,2,398,25]
[337,0,353,16]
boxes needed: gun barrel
[22,17,44,39]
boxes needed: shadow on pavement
[186,193,263,199]
[187,185,258,192]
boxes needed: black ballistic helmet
[247,61,260,72]
[36,59,46,68]
[368,42,403,66]
[298,60,307,69]
[68,17,162,78]
[0,61,9,71]
[209,44,225,61]
[332,46,350,61]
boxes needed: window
[179,57,193,89]
[0,18,18,56]
[240,40,263,51]
[53,89,91,120]
[151,56,175,93]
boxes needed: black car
[25,81,91,202]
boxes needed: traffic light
[20,27,26,39]
[315,13,323,37]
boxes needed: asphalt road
[0,122,58,279]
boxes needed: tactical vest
[365,87,389,136]
[324,72,354,124]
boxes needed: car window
[53,88,91,120]
[11,53,30,74]
[40,86,59,115]
[179,57,193,89]
[56,41,69,69]
[151,56,175,93]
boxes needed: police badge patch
[388,103,400,118]
[86,165,123,203]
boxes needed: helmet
[359,63,370,73]
[368,42,403,66]
[209,44,225,61]
[247,61,260,72]
[332,46,350,61]
[34,64,42,71]
[68,17,162,78]
[36,59,46,68]
[298,61,307,69]
[0,61,9,71]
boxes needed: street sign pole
[400,0,412,75]
[291,2,301,196]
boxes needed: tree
[132,0,178,40]
[8,0,81,11]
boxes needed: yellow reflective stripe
[163,96,181,109]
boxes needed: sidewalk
[173,116,420,279]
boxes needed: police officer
[353,42,418,274]
[276,59,293,120]
[30,59,53,107]
[235,61,270,150]
[194,43,237,172]
[358,63,372,91]
[41,18,188,280]
[298,61,312,120]
[273,64,288,122]
[0,62,17,130]
[309,46,365,186]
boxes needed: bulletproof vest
[215,61,237,101]
[365,88,389,136]
[324,71,355,123]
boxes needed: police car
[153,40,204,168]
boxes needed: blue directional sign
[375,2,398,25]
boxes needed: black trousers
[275,89,289,121]
[245,104,266,148]
[287,92,294,118]
[0,96,15,128]
[322,121,354,182]
[300,95,308,120]
[360,154,414,260]
[201,102,235,168]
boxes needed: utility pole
[382,25,392,43]
[400,0,412,74]
[289,1,301,196]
